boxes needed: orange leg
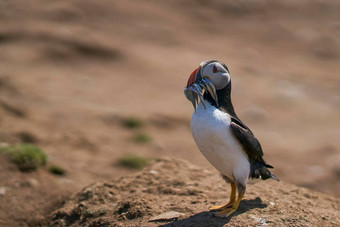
[209,182,236,211]
[214,191,244,218]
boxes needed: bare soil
[0,0,339,226]
[49,158,340,227]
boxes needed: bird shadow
[158,197,267,227]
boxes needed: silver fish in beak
[184,66,218,110]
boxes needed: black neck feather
[203,82,239,119]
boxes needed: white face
[201,62,230,90]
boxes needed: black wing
[230,117,273,168]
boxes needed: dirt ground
[0,0,339,226]
[49,158,340,227]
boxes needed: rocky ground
[49,158,340,227]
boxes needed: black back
[203,76,278,181]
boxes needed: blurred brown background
[0,0,339,225]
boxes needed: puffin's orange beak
[187,67,200,87]
[185,65,208,110]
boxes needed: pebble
[28,178,40,188]
[58,178,73,184]
[20,178,40,188]
[150,170,158,175]
[0,187,6,196]
[149,211,184,222]
[257,217,267,226]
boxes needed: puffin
[184,60,279,218]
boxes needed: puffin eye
[212,65,218,73]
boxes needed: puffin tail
[270,173,280,181]
[265,164,274,169]
[250,161,279,181]
[259,167,280,181]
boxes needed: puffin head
[184,60,230,109]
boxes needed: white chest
[190,102,250,183]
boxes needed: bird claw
[209,203,233,211]
[213,206,237,218]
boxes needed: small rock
[257,217,267,226]
[150,170,158,175]
[28,178,40,188]
[21,178,40,188]
[203,169,212,174]
[149,211,184,222]
[0,187,6,196]
[58,178,73,184]
[269,202,275,206]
